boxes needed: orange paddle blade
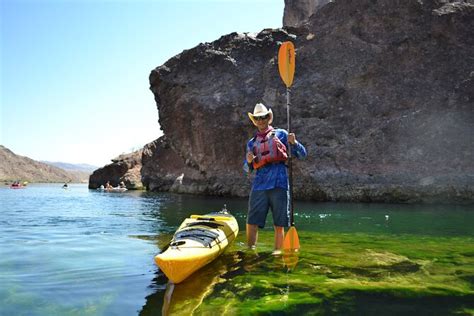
[283,226,300,251]
[283,250,299,270]
[278,41,295,88]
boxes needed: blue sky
[1,0,284,166]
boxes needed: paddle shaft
[286,87,295,226]
[279,41,300,251]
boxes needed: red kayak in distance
[10,182,25,189]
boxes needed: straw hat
[248,103,273,126]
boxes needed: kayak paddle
[278,41,300,252]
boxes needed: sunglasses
[254,114,269,121]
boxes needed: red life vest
[252,129,288,169]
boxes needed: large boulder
[89,150,144,189]
[146,0,473,203]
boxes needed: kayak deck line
[169,225,238,249]
[190,215,234,221]
[173,228,220,248]
[185,221,224,229]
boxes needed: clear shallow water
[1,184,473,315]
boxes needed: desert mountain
[0,145,87,183]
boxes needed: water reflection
[138,192,248,230]
[140,252,237,315]
[139,248,292,315]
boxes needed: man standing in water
[244,103,307,253]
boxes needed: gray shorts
[248,188,290,228]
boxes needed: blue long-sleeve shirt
[243,128,307,191]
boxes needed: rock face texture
[141,137,214,194]
[283,0,331,27]
[144,0,473,203]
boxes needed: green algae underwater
[3,186,473,315]
[142,230,474,315]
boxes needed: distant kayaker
[244,103,307,253]
[105,181,113,190]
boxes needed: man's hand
[288,133,297,145]
[246,152,255,164]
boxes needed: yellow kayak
[154,210,239,284]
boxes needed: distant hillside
[0,145,86,183]
[42,161,98,173]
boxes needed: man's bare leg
[273,225,285,253]
[246,224,258,249]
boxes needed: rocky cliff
[91,0,474,203]
[89,150,144,189]
[283,0,331,27]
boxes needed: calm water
[1,184,473,315]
